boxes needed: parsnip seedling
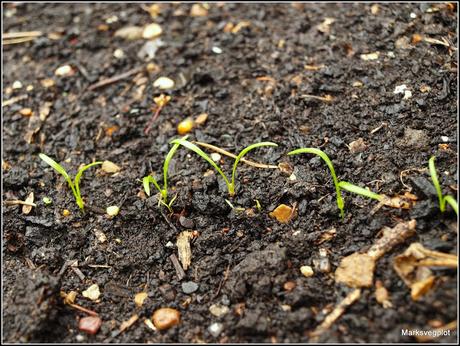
[170,138,278,196]
[142,136,186,211]
[428,156,458,215]
[288,148,383,218]
[38,153,102,210]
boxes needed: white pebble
[153,77,175,90]
[441,136,449,142]
[55,65,74,77]
[212,46,222,54]
[211,153,221,162]
[106,206,120,217]
[12,80,23,89]
[410,12,417,19]
[300,265,314,277]
[208,322,223,337]
[393,84,408,94]
[113,49,125,59]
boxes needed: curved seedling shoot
[288,148,383,218]
[39,153,102,210]
[170,137,278,196]
[428,156,458,215]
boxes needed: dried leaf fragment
[393,242,457,301]
[134,292,148,307]
[269,204,296,223]
[335,253,375,288]
[22,192,35,214]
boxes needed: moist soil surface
[2,3,458,343]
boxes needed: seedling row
[39,137,458,218]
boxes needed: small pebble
[208,322,224,337]
[113,49,125,59]
[283,281,296,292]
[12,80,23,89]
[62,209,71,217]
[195,113,208,125]
[152,308,180,330]
[209,304,230,317]
[165,241,174,248]
[19,108,33,117]
[106,206,120,217]
[82,284,101,301]
[182,281,199,294]
[212,46,222,54]
[211,153,221,162]
[153,76,174,90]
[75,335,85,342]
[300,265,314,277]
[101,160,120,173]
[143,23,162,39]
[179,216,195,228]
[55,65,74,77]
[79,316,102,335]
[441,136,449,142]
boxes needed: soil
[2,3,458,343]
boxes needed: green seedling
[254,199,262,212]
[225,199,245,212]
[287,148,383,218]
[170,138,278,196]
[142,136,186,212]
[428,156,458,215]
[38,153,102,210]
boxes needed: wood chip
[176,231,193,270]
[375,280,392,308]
[134,292,148,307]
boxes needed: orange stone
[152,308,180,330]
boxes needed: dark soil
[2,3,458,343]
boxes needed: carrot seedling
[170,137,278,196]
[38,153,102,210]
[142,136,186,212]
[428,156,458,215]
[287,148,383,218]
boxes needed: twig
[3,37,37,45]
[3,31,42,39]
[2,94,28,107]
[4,200,37,207]
[309,288,362,339]
[67,303,98,316]
[170,254,186,280]
[213,264,230,299]
[144,105,163,134]
[87,66,144,91]
[300,94,333,102]
[192,141,278,169]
